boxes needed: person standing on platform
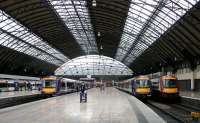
[80,83,86,94]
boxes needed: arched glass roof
[115,0,199,66]
[0,9,69,66]
[49,0,98,54]
[55,55,133,76]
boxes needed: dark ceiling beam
[87,0,130,57]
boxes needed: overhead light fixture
[97,32,101,37]
[174,57,177,61]
[92,0,97,7]
[100,45,103,50]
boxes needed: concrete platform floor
[0,88,165,123]
[0,90,40,99]
[180,91,200,100]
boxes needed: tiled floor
[0,88,165,123]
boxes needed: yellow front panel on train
[42,88,56,94]
[136,88,150,94]
[163,88,178,94]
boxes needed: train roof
[161,75,177,80]
[135,75,150,80]
[42,76,57,81]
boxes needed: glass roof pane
[49,0,98,54]
[55,55,133,76]
[115,0,199,66]
[0,9,69,66]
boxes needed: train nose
[42,88,56,94]
[136,88,151,94]
[163,88,178,94]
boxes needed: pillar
[191,78,194,91]
[191,71,195,91]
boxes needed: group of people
[18,82,32,91]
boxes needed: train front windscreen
[43,80,56,88]
[136,80,151,88]
[163,79,177,88]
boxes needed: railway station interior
[0,0,200,123]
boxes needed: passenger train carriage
[117,75,151,99]
[41,76,83,96]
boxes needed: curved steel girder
[20,11,53,24]
[91,9,127,21]
[168,32,195,55]
[7,6,48,19]
[153,39,176,59]
[0,45,55,72]
[27,18,58,28]
[0,0,41,10]
[28,21,59,32]
[172,28,199,55]
[92,20,123,34]
[93,24,122,32]
[163,37,184,59]
[3,1,70,33]
[159,38,183,59]
[151,43,172,60]
[91,15,124,26]
[1,3,65,34]
[177,22,200,50]
[89,0,129,13]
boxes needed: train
[151,75,179,99]
[117,73,180,100]
[41,76,90,96]
[117,75,151,99]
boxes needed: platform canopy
[55,55,133,77]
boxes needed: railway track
[0,89,87,109]
[148,100,200,123]
[0,94,47,109]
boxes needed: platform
[0,87,165,123]
[180,91,200,100]
[0,90,41,99]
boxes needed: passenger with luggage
[80,83,87,103]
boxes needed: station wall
[175,65,200,91]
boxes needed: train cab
[132,76,151,98]
[160,75,179,98]
[151,75,179,99]
[41,76,57,95]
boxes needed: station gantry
[0,0,200,123]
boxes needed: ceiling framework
[0,0,199,77]
[130,2,200,74]
[0,0,83,58]
[0,9,69,66]
[88,0,130,57]
[49,0,98,54]
[115,0,200,66]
